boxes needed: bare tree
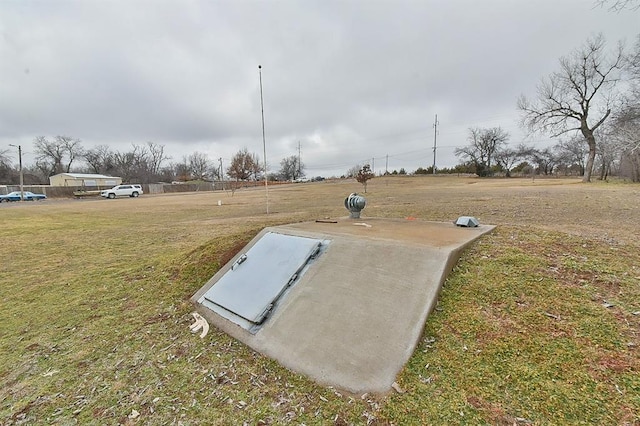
[279,155,304,181]
[112,151,137,182]
[609,109,640,180]
[146,142,170,177]
[0,148,16,184]
[495,143,536,177]
[157,164,178,183]
[104,143,170,183]
[454,127,509,176]
[356,164,375,193]
[596,137,619,180]
[616,34,640,129]
[595,0,640,11]
[495,147,524,177]
[84,145,115,175]
[627,35,640,103]
[601,35,640,181]
[111,145,149,182]
[346,164,362,178]
[188,152,213,181]
[58,136,83,172]
[528,147,558,176]
[227,148,259,182]
[33,135,84,176]
[0,148,11,167]
[34,136,64,176]
[249,153,263,181]
[612,111,640,152]
[85,143,169,182]
[518,34,624,182]
[209,162,221,181]
[555,137,589,176]
[172,160,191,182]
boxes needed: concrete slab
[191,217,494,394]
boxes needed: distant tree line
[0,137,311,186]
[342,130,614,179]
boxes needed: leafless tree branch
[594,0,640,11]
[518,34,624,182]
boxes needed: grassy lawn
[1,176,638,425]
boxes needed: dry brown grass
[1,175,638,425]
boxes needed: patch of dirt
[219,239,252,266]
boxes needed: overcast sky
[1,1,638,177]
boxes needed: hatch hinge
[231,254,248,270]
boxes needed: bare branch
[518,34,624,181]
[594,0,640,11]
[454,127,509,176]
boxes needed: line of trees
[454,127,510,177]
[453,131,600,178]
[0,136,311,186]
[363,133,599,178]
[1,139,181,184]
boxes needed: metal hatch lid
[201,232,322,325]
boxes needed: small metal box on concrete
[455,216,480,227]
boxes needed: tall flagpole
[432,114,438,175]
[258,65,269,214]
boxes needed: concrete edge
[391,224,496,393]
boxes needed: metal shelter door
[202,232,322,325]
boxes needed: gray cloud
[1,0,638,176]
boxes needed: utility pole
[218,157,225,191]
[9,144,23,201]
[372,157,375,175]
[432,114,439,175]
[385,154,388,175]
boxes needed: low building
[49,173,122,187]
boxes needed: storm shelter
[192,218,494,394]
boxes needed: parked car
[0,191,47,202]
[100,184,143,199]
